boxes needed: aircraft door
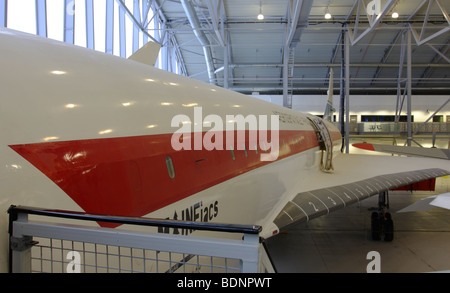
[307,117,334,173]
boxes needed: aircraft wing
[268,153,450,234]
[353,143,450,160]
[397,193,450,213]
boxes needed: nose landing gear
[370,191,394,242]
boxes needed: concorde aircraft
[1,28,449,272]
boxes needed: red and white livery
[1,28,449,272]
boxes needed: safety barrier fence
[8,205,275,273]
[354,122,450,134]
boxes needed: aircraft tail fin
[323,68,335,122]
[128,41,161,67]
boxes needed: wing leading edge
[353,143,450,160]
[274,168,448,231]
[270,154,450,233]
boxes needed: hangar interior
[4,0,448,141]
[2,0,450,273]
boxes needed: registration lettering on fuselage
[158,201,219,235]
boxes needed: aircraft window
[166,156,175,179]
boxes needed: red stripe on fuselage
[10,130,341,226]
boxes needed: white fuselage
[0,28,342,272]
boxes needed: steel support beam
[282,0,313,108]
[229,86,450,93]
[285,0,301,48]
[217,77,450,83]
[0,0,6,27]
[224,31,229,89]
[345,28,350,153]
[106,0,114,55]
[64,0,75,44]
[86,0,94,50]
[119,2,126,58]
[407,29,412,147]
[132,0,140,53]
[426,43,450,64]
[181,0,216,84]
[282,47,291,108]
[348,0,397,46]
[395,30,408,123]
[339,29,345,148]
[206,0,226,47]
[326,32,342,87]
[116,0,159,44]
[206,0,228,86]
[35,0,47,37]
[160,25,169,71]
[212,63,450,69]
[142,0,150,45]
[285,0,314,48]
[409,0,450,46]
[417,39,450,86]
[370,29,403,85]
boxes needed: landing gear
[384,213,394,242]
[370,191,394,242]
[371,212,382,241]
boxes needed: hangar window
[433,115,443,122]
[166,156,175,179]
[361,115,413,122]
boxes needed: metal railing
[353,122,450,134]
[8,205,275,273]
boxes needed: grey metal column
[119,1,126,58]
[132,0,140,53]
[345,27,350,153]
[339,29,345,148]
[0,0,6,27]
[64,0,75,44]
[35,0,47,37]
[86,0,94,50]
[395,30,407,124]
[224,32,229,89]
[283,46,290,108]
[407,29,412,146]
[181,0,216,84]
[106,0,114,55]
[142,0,150,45]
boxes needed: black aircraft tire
[371,212,381,241]
[384,213,394,242]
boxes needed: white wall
[250,94,450,123]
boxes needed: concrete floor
[266,137,450,273]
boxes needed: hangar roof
[155,0,450,95]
